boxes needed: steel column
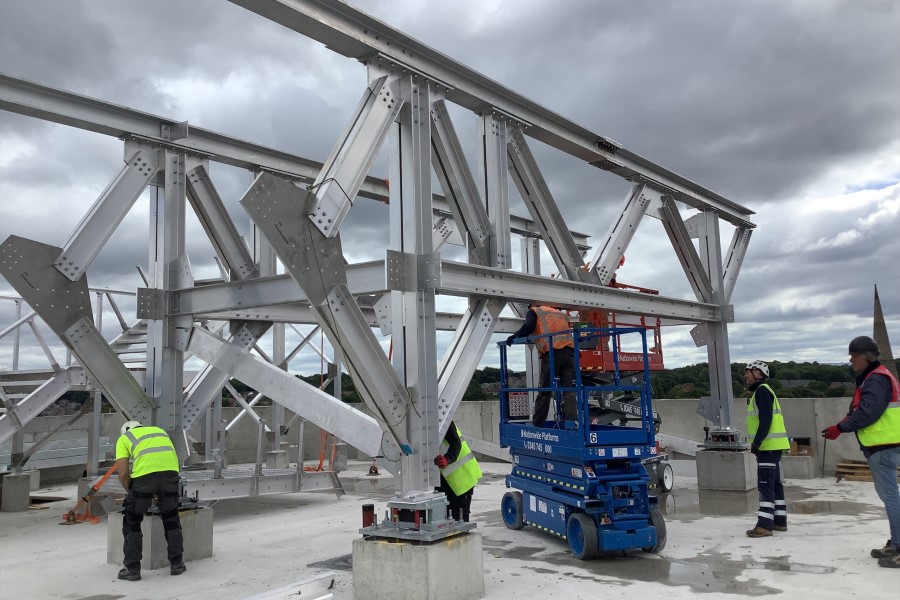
[388,73,440,494]
[697,210,735,428]
[479,114,511,269]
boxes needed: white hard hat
[744,360,769,377]
[121,420,142,436]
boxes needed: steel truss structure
[0,0,754,499]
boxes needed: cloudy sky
[0,0,898,377]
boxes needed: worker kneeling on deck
[507,303,577,426]
[434,421,483,522]
[115,420,185,581]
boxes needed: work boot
[171,562,187,576]
[871,539,898,559]
[746,526,773,538]
[878,554,900,569]
[773,525,788,532]
[117,567,141,581]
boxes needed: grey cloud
[1,0,898,372]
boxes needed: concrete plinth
[353,533,484,600]
[266,450,289,469]
[782,455,816,479]
[1,473,32,512]
[27,469,40,491]
[696,450,756,491]
[107,506,213,570]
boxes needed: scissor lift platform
[498,326,666,559]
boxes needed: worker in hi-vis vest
[822,336,900,568]
[744,360,790,538]
[507,303,577,427]
[115,420,185,581]
[434,421,483,522]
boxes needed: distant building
[779,379,812,389]
[481,376,526,396]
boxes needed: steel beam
[0,74,593,248]
[657,197,715,304]
[182,321,272,429]
[479,114,511,268]
[507,128,594,282]
[0,73,353,194]
[723,226,752,305]
[388,74,440,494]
[309,75,403,237]
[240,172,412,455]
[188,326,388,458]
[145,150,191,442]
[54,148,159,282]
[170,262,386,315]
[186,163,258,280]
[226,0,755,227]
[436,298,504,436]
[696,211,736,428]
[430,100,492,263]
[171,256,719,322]
[0,236,155,421]
[204,305,524,333]
[0,366,85,445]
[587,182,651,284]
[438,260,720,322]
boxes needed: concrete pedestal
[782,455,816,479]
[353,533,484,600]
[266,450,289,469]
[107,506,213,570]
[696,450,756,491]
[332,442,348,472]
[1,473,31,512]
[27,469,40,491]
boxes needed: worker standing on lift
[507,303,577,427]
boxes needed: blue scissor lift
[498,326,666,559]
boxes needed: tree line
[53,357,897,415]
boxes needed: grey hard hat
[848,336,879,355]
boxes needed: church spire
[873,284,898,380]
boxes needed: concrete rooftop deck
[1,461,894,599]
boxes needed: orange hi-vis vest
[532,306,574,354]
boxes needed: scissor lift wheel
[566,513,599,560]
[658,461,674,492]
[641,508,667,553]
[501,491,524,530]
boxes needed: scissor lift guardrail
[497,326,665,559]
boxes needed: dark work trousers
[755,450,787,530]
[122,470,183,571]
[438,476,474,522]
[532,346,577,426]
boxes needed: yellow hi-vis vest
[439,426,483,496]
[746,384,790,451]
[115,425,180,478]
[854,365,900,447]
[532,306,574,355]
